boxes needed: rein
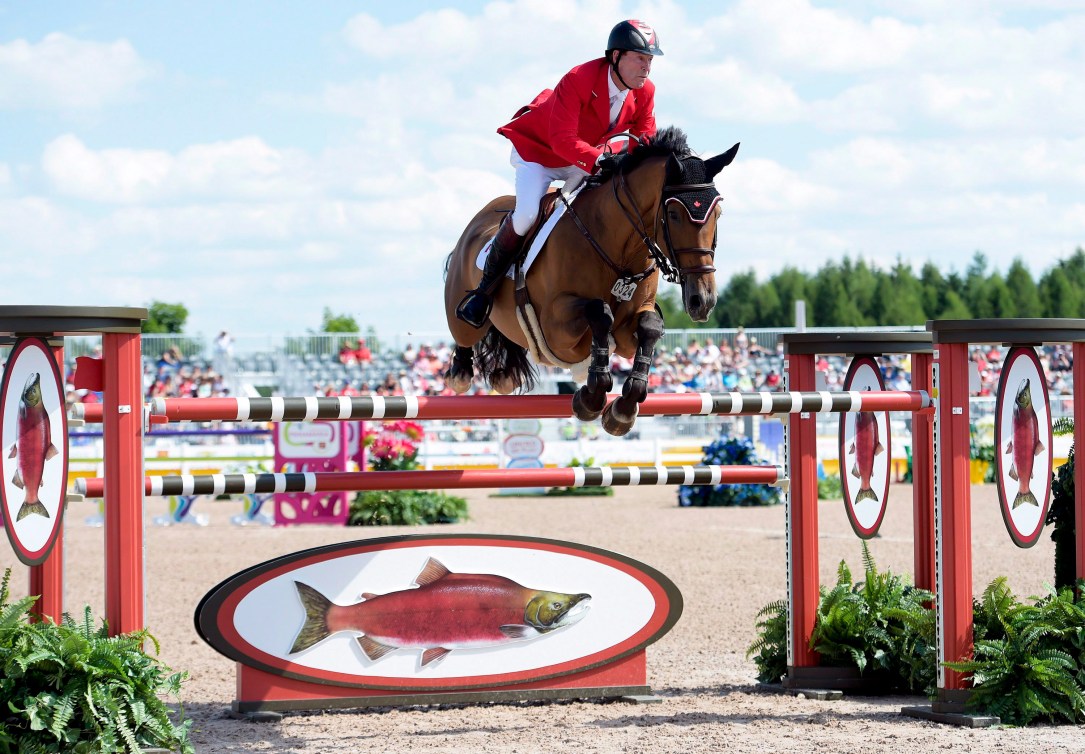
[557,159,718,297]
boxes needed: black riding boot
[456,215,525,328]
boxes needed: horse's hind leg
[446,346,475,394]
[602,308,664,437]
[572,299,613,422]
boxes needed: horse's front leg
[571,299,613,422]
[602,308,664,436]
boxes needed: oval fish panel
[0,337,69,566]
[838,356,891,539]
[195,534,682,691]
[994,347,1053,548]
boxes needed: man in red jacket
[456,19,662,328]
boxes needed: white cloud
[704,0,918,72]
[726,158,838,214]
[42,135,314,204]
[656,60,804,124]
[0,33,154,110]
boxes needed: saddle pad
[476,182,586,280]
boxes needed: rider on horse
[455,19,664,329]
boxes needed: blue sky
[1,1,1083,337]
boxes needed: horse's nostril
[689,295,702,310]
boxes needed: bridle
[557,144,719,291]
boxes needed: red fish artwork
[7,373,58,522]
[290,557,591,667]
[849,393,884,504]
[1005,377,1044,508]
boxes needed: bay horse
[444,126,739,436]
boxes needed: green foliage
[947,579,1085,725]
[818,473,843,500]
[745,599,787,683]
[661,247,1085,328]
[348,489,467,525]
[808,544,936,693]
[141,301,188,334]
[0,569,192,753]
[320,307,360,333]
[655,289,699,329]
[746,545,935,694]
[349,420,468,525]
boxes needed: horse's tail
[475,327,536,394]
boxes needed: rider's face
[612,51,653,90]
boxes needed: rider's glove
[593,152,625,182]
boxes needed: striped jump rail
[71,391,931,424]
[72,464,788,498]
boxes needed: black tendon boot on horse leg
[572,299,614,422]
[603,308,665,436]
[457,214,525,328]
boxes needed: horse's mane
[619,126,692,173]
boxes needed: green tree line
[658,248,1085,329]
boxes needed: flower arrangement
[678,435,782,507]
[364,420,423,471]
[350,420,468,525]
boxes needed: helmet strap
[609,50,634,91]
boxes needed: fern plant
[808,544,935,692]
[746,599,787,683]
[0,569,193,753]
[947,578,1085,725]
[746,544,935,693]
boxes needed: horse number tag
[611,278,637,302]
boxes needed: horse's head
[659,143,740,322]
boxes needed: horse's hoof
[447,373,473,394]
[572,389,604,422]
[490,371,519,395]
[601,401,638,437]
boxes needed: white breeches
[510,148,589,235]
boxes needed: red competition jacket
[497,57,656,171]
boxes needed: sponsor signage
[502,433,545,459]
[277,422,341,459]
[195,534,682,693]
[838,356,891,539]
[994,347,1053,548]
[506,418,542,435]
[0,338,69,565]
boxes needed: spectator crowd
[52,329,1077,408]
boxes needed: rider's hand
[594,152,624,181]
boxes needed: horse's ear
[666,154,683,182]
[704,142,740,179]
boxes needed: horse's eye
[668,210,681,221]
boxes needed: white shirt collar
[607,70,628,103]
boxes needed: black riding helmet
[606,20,663,90]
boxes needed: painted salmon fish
[849,393,884,504]
[8,373,58,522]
[290,557,591,667]
[1005,377,1044,508]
